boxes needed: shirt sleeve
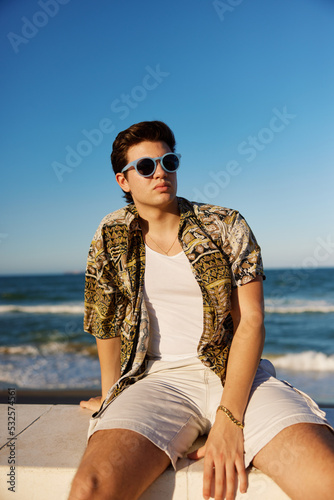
[222,211,265,288]
[83,225,125,339]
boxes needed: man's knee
[68,428,169,500]
[69,468,117,500]
[69,470,99,500]
[69,443,134,500]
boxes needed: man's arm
[97,336,122,400]
[80,336,121,411]
[188,276,265,500]
[221,275,265,421]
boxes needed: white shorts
[87,357,332,469]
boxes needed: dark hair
[110,120,176,203]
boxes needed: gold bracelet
[216,405,244,429]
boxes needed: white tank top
[143,244,203,361]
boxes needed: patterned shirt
[84,197,265,415]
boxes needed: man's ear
[115,172,131,193]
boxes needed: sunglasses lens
[162,153,180,172]
[136,158,155,176]
[135,154,180,176]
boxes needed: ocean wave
[1,347,333,391]
[267,351,334,372]
[0,303,84,314]
[0,342,97,357]
[0,352,100,389]
[2,344,333,373]
[1,299,334,315]
[265,299,334,314]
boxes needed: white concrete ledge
[1,404,333,499]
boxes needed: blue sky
[1,0,334,275]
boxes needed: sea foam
[1,299,334,315]
[0,303,85,314]
[264,299,334,314]
[267,351,334,371]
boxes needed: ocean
[0,269,333,404]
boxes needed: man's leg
[252,423,334,500]
[68,428,171,500]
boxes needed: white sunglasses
[121,152,181,177]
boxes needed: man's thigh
[68,428,171,500]
[252,423,334,500]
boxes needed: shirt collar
[123,203,141,232]
[123,197,195,233]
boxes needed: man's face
[116,140,178,211]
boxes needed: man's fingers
[187,445,206,460]
[79,396,102,411]
[236,456,248,494]
[225,462,237,500]
[213,459,225,500]
[188,437,247,499]
[202,456,214,500]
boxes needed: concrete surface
[1,404,333,499]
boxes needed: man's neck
[135,198,180,232]
[135,198,181,254]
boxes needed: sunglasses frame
[121,152,181,177]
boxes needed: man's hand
[80,396,103,412]
[187,412,247,500]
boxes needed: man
[69,121,334,500]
